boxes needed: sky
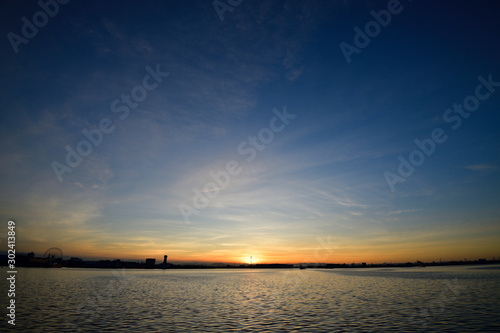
[1,0,499,264]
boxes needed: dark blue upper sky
[1,0,499,263]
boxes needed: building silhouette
[145,258,156,267]
[158,255,171,269]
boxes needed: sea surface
[1,265,500,332]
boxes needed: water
[2,265,499,332]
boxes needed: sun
[241,256,262,265]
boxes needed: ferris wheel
[43,247,63,259]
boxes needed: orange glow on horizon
[18,247,498,265]
[18,238,500,265]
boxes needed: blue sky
[1,0,499,263]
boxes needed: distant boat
[299,265,306,270]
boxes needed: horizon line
[4,251,498,266]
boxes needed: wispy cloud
[465,164,498,171]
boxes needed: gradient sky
[1,0,499,264]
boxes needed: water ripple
[1,265,499,332]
